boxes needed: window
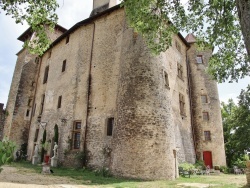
[107,117,114,136]
[62,60,66,72]
[179,93,185,115]
[43,66,49,84]
[164,71,170,88]
[201,95,208,103]
[196,55,203,64]
[39,94,45,115]
[57,95,62,109]
[35,57,40,64]
[32,103,36,116]
[48,51,52,59]
[26,109,30,117]
[175,41,181,52]
[66,35,70,44]
[203,112,209,121]
[73,121,81,149]
[177,63,183,79]
[28,98,32,106]
[204,131,211,141]
[34,129,39,142]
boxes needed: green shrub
[220,166,229,173]
[94,167,112,177]
[179,162,195,171]
[233,154,249,168]
[0,138,16,166]
[194,160,206,170]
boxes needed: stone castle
[3,1,226,180]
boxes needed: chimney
[90,0,117,17]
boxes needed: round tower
[111,28,176,180]
[186,34,226,167]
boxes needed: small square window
[107,117,114,136]
[66,35,70,44]
[203,112,209,121]
[201,95,208,103]
[204,131,211,141]
[179,93,185,115]
[196,55,203,64]
[62,60,66,72]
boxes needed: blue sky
[0,0,249,107]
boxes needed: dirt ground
[0,166,96,188]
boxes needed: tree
[221,85,250,167]
[0,0,58,55]
[122,0,250,83]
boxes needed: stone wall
[0,103,5,140]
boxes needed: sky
[0,0,249,108]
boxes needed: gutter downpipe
[83,22,95,166]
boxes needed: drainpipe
[83,22,95,166]
[186,47,197,161]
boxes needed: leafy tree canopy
[122,0,250,83]
[1,0,249,82]
[222,85,250,167]
[0,0,58,55]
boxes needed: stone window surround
[196,55,203,64]
[43,66,49,84]
[179,93,186,116]
[201,95,208,103]
[62,60,67,72]
[202,111,209,121]
[204,131,211,141]
[177,62,184,80]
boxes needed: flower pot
[44,155,50,165]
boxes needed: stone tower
[186,34,226,167]
[4,26,66,149]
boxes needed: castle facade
[4,1,226,180]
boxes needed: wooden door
[203,151,213,168]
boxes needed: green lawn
[10,162,248,188]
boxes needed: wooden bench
[179,167,191,178]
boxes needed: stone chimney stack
[90,0,117,17]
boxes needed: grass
[10,162,248,188]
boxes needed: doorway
[203,151,213,168]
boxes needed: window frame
[72,121,81,149]
[164,71,170,89]
[201,95,208,103]
[196,55,203,64]
[177,63,184,80]
[202,112,209,121]
[204,131,211,141]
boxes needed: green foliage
[222,85,250,167]
[0,138,16,166]
[233,154,249,169]
[194,160,205,170]
[122,0,249,82]
[179,162,195,171]
[0,0,59,55]
[220,166,230,174]
[94,167,112,177]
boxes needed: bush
[179,162,195,171]
[220,166,229,173]
[233,154,249,169]
[94,167,112,177]
[0,138,16,166]
[194,160,206,170]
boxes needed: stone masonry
[4,1,226,180]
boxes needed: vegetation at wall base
[9,161,247,187]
